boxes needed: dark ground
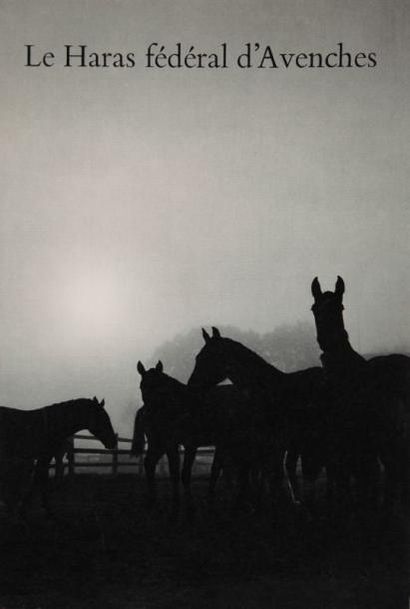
[0,474,408,609]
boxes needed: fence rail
[49,434,215,478]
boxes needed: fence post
[67,437,75,478]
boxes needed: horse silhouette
[132,361,250,512]
[188,327,327,508]
[0,397,117,516]
[311,276,409,509]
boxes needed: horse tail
[131,407,146,456]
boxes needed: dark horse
[188,328,327,507]
[311,276,409,509]
[132,361,250,511]
[0,397,117,515]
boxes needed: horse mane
[42,397,95,411]
[157,372,187,392]
[141,370,188,395]
[223,337,284,378]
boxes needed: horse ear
[212,327,221,339]
[137,361,146,376]
[92,396,98,404]
[202,328,211,343]
[100,398,105,408]
[156,360,163,373]
[335,276,345,298]
[311,277,322,300]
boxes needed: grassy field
[0,474,408,609]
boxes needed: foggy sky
[1,0,409,428]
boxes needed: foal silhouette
[133,361,250,511]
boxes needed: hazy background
[1,0,409,434]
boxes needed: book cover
[1,1,409,607]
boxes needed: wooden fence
[49,434,215,478]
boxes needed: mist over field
[1,0,409,437]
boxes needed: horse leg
[321,462,337,516]
[1,459,31,518]
[401,437,410,508]
[300,456,321,512]
[208,445,224,503]
[54,454,64,486]
[267,445,287,516]
[285,448,301,505]
[144,447,162,508]
[181,445,197,512]
[379,441,402,514]
[38,457,54,515]
[221,452,235,491]
[252,462,270,511]
[355,451,380,517]
[18,457,51,517]
[300,440,326,511]
[332,459,351,519]
[166,445,181,515]
[234,463,251,510]
[392,434,409,510]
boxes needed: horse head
[88,397,117,449]
[188,327,231,390]
[311,276,348,353]
[137,360,177,408]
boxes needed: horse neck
[319,335,366,383]
[313,305,365,374]
[167,377,193,407]
[167,375,189,395]
[147,375,191,410]
[228,340,284,390]
[43,400,92,440]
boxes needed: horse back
[366,354,409,397]
[0,406,45,458]
[281,366,324,409]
